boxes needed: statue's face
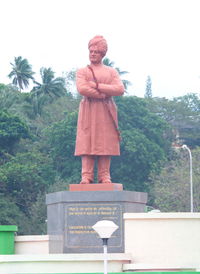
[89,46,103,64]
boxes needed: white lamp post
[182,144,193,212]
[92,220,119,274]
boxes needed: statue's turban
[88,35,108,57]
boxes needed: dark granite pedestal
[46,188,147,253]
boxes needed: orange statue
[75,36,124,184]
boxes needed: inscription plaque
[65,204,122,252]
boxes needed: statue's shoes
[99,180,112,184]
[80,179,92,184]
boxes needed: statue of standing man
[75,35,124,184]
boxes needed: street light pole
[92,220,119,274]
[102,238,108,274]
[182,145,193,212]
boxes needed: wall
[2,213,199,273]
[15,235,49,254]
[124,212,200,271]
[0,253,132,274]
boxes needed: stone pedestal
[46,188,147,254]
[69,182,123,191]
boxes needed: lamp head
[92,220,118,239]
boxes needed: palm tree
[103,57,115,67]
[31,67,66,115]
[8,56,35,91]
[115,67,132,92]
[103,57,131,92]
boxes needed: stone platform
[0,253,132,274]
[46,189,147,254]
[69,182,123,191]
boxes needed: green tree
[64,69,78,96]
[8,56,35,91]
[0,110,30,153]
[45,111,81,182]
[150,147,200,212]
[28,192,47,235]
[28,177,71,234]
[0,151,55,215]
[0,84,21,110]
[0,194,31,234]
[0,83,36,125]
[31,67,66,116]
[103,57,115,67]
[173,94,200,147]
[145,93,200,147]
[144,75,152,98]
[175,93,200,112]
[111,96,170,191]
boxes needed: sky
[1,0,200,98]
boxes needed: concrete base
[69,183,123,191]
[46,190,147,253]
[0,253,132,274]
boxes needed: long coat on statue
[75,64,124,156]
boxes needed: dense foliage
[111,96,170,191]
[0,110,30,155]
[150,147,200,212]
